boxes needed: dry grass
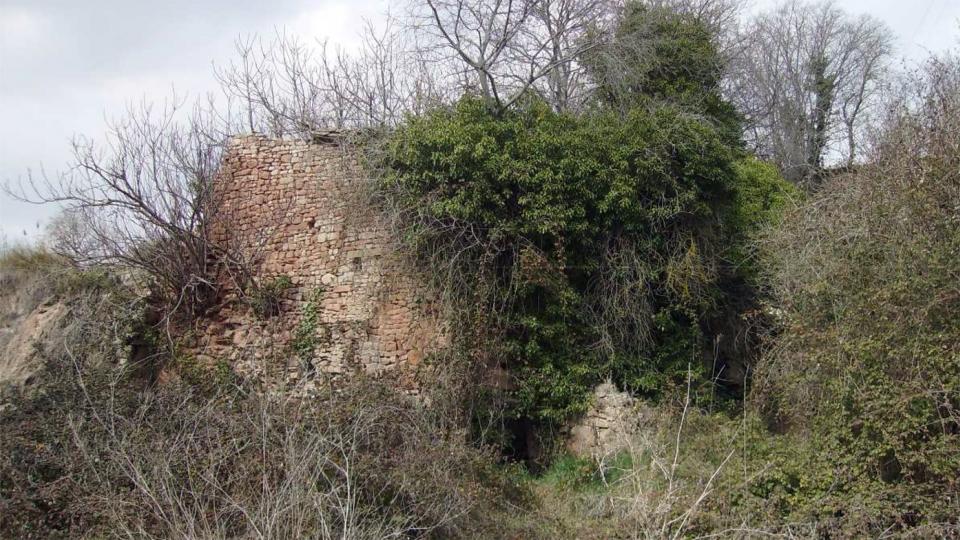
[0,266,524,539]
[514,373,779,540]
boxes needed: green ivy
[291,287,325,367]
[380,97,779,429]
[724,157,801,283]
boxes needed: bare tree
[412,0,535,109]
[215,18,445,138]
[216,31,325,136]
[410,0,615,112]
[729,0,893,184]
[214,0,619,126]
[518,0,616,111]
[5,97,234,316]
[836,14,895,166]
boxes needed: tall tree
[584,3,741,142]
[411,0,619,113]
[523,0,615,112]
[728,1,892,184]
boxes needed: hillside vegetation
[744,57,960,533]
[2,0,958,538]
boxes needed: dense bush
[584,4,742,145]
[0,338,524,539]
[2,370,523,538]
[740,56,960,534]
[0,271,524,539]
[379,97,793,437]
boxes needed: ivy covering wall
[379,96,795,432]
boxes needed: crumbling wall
[566,382,641,458]
[198,135,441,392]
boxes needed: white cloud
[2,0,958,240]
[0,6,48,47]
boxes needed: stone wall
[197,135,441,392]
[566,382,642,458]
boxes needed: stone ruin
[196,134,443,392]
[193,134,633,454]
[566,382,641,458]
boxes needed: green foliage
[728,158,799,232]
[584,3,741,144]
[291,287,326,366]
[53,267,118,296]
[248,274,292,318]
[537,455,597,490]
[537,452,633,492]
[381,97,769,428]
[724,157,800,282]
[378,2,788,436]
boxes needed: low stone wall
[197,135,441,392]
[567,382,641,458]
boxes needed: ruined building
[196,134,443,392]
[190,134,630,457]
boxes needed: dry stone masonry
[567,382,641,458]
[198,135,442,392]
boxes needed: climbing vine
[379,97,792,430]
[291,287,326,369]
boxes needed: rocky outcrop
[0,271,62,392]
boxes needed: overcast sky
[1,0,958,242]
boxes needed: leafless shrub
[0,255,527,538]
[4,97,237,321]
[215,18,450,138]
[761,52,960,336]
[3,327,514,538]
[599,373,739,539]
[746,52,960,533]
[67,377,491,539]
